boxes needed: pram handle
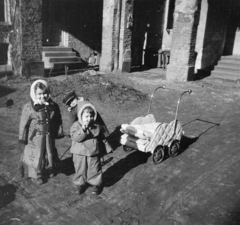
[147,85,166,114]
[174,89,192,122]
[147,85,192,119]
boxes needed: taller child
[19,79,63,185]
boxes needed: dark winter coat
[19,100,62,170]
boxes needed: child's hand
[82,123,88,132]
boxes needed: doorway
[42,0,66,46]
[223,1,240,55]
[131,0,165,70]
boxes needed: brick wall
[9,0,21,75]
[0,24,11,65]
[9,0,43,76]
[21,0,42,62]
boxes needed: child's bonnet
[77,101,97,125]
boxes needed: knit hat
[62,90,77,106]
[30,79,50,105]
[77,101,97,124]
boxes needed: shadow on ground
[179,118,221,155]
[0,184,17,209]
[108,125,122,151]
[55,157,75,176]
[103,150,151,187]
[0,85,16,98]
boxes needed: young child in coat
[18,79,63,185]
[70,101,105,195]
[62,90,113,155]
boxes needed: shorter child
[70,101,105,195]
[62,90,113,154]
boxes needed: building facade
[0,0,239,81]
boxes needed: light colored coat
[70,101,102,156]
[70,121,101,156]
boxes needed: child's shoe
[49,168,55,178]
[19,164,25,178]
[31,178,43,185]
[91,185,102,195]
[76,185,85,195]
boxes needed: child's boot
[31,178,43,185]
[91,185,102,195]
[49,168,55,178]
[19,164,25,178]
[76,185,85,195]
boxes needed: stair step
[211,70,240,80]
[217,60,240,67]
[44,52,76,57]
[49,57,82,63]
[214,65,240,73]
[220,56,240,61]
[203,76,239,86]
[42,46,72,52]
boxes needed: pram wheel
[123,145,134,153]
[168,140,180,157]
[152,146,165,164]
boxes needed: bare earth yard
[1,70,240,225]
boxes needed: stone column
[100,0,115,72]
[119,0,134,72]
[20,0,44,77]
[100,0,133,73]
[166,0,201,81]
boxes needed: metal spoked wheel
[123,145,134,153]
[168,140,180,157]
[152,146,165,164]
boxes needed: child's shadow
[56,156,75,176]
[107,125,123,151]
[103,151,151,187]
[0,184,17,209]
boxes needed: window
[167,0,175,30]
[0,0,4,22]
[0,0,11,24]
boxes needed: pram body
[120,86,192,164]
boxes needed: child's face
[81,111,94,128]
[35,88,49,103]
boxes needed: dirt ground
[1,69,240,225]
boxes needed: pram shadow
[103,151,151,187]
[178,118,220,155]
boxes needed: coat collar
[31,99,55,112]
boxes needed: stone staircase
[42,46,86,76]
[205,55,240,83]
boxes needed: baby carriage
[120,86,192,164]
